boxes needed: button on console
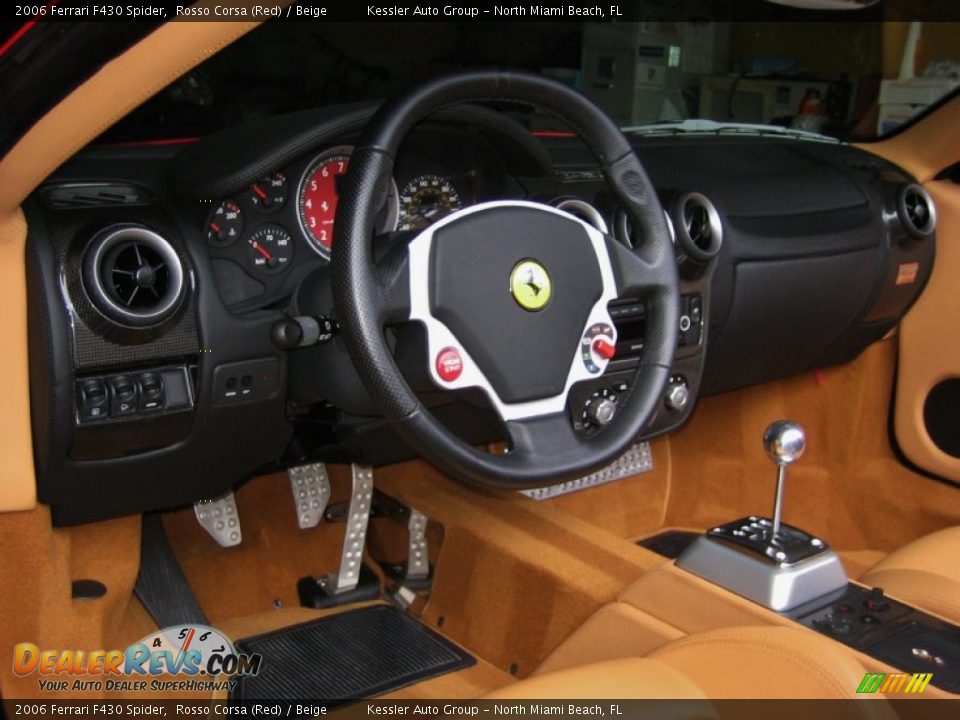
[108,375,138,417]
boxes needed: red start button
[435,347,463,382]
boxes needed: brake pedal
[297,464,381,608]
[288,462,331,529]
[194,491,242,547]
[326,464,374,593]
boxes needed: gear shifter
[676,419,847,611]
[763,420,806,538]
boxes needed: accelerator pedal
[382,507,434,608]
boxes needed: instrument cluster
[202,144,477,308]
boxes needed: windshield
[3,5,959,147]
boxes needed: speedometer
[297,146,399,260]
[398,174,463,231]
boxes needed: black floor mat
[638,529,700,559]
[232,605,475,704]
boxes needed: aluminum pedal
[324,464,374,594]
[194,491,241,547]
[405,509,430,581]
[288,463,331,529]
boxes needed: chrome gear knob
[763,420,806,466]
[763,420,806,538]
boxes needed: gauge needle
[252,184,268,200]
[251,241,273,261]
[209,222,221,233]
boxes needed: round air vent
[553,198,609,234]
[898,183,936,238]
[614,208,676,249]
[673,192,723,263]
[82,225,185,327]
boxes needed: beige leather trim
[860,568,960,626]
[0,13,266,511]
[860,526,960,624]
[859,92,960,484]
[484,658,711,702]
[862,94,960,183]
[0,209,35,511]
[649,627,892,712]
[0,16,260,215]
[891,182,960,483]
[534,602,683,677]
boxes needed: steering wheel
[331,70,679,489]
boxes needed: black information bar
[6,0,960,24]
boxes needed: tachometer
[398,174,462,231]
[297,146,399,260]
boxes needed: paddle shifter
[677,419,847,611]
[764,420,806,539]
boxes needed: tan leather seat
[859,526,960,624]
[486,625,893,717]
[484,657,710,701]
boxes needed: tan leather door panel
[863,95,960,484]
[893,181,960,483]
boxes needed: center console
[677,420,849,611]
[670,419,960,694]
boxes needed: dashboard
[24,104,937,525]
[202,128,508,312]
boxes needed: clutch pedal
[194,491,242,547]
[288,462,331,529]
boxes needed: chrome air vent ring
[898,183,936,238]
[553,198,609,234]
[81,225,185,327]
[615,207,676,249]
[673,192,723,263]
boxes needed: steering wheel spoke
[505,411,584,461]
[372,234,412,325]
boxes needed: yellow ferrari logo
[510,260,552,312]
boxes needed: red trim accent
[531,130,577,138]
[0,0,61,60]
[103,136,201,148]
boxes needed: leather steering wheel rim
[331,70,679,489]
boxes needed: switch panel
[678,293,703,347]
[75,366,193,425]
[212,357,281,405]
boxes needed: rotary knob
[664,378,690,411]
[582,388,617,429]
